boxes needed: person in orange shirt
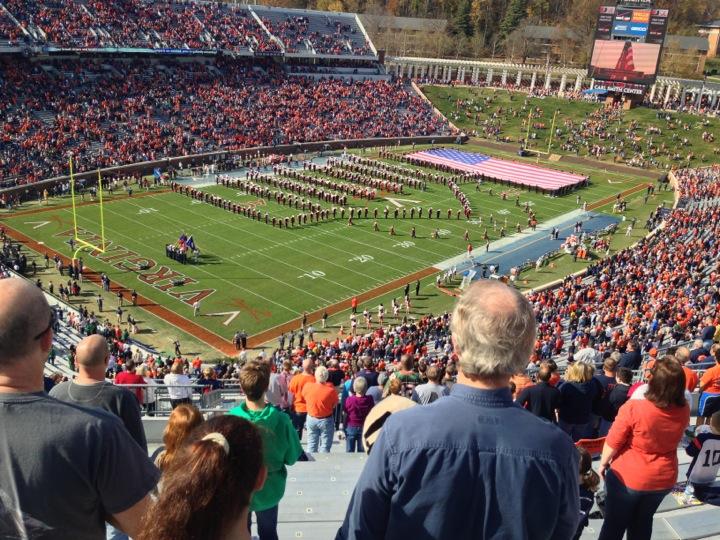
[674,346,699,394]
[302,366,339,453]
[288,358,315,440]
[698,350,720,426]
[597,358,690,540]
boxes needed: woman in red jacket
[598,357,690,540]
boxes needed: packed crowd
[0,59,447,184]
[528,165,720,364]
[5,273,719,540]
[0,0,374,55]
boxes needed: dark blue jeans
[248,505,279,540]
[346,426,363,452]
[598,469,669,540]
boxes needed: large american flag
[408,149,587,191]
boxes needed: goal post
[68,156,107,262]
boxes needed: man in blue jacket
[336,280,579,540]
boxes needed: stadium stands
[0,59,447,184]
[0,0,374,55]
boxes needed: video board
[589,39,661,86]
[612,8,650,39]
[646,8,669,44]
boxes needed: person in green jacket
[229,360,302,540]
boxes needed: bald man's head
[302,357,314,373]
[75,335,109,368]
[450,280,536,379]
[0,278,52,366]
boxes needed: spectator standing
[366,372,387,404]
[152,404,204,471]
[684,411,720,501]
[574,447,601,540]
[302,366,338,453]
[356,357,379,387]
[593,356,618,436]
[675,347,699,392]
[0,278,158,540]
[229,361,302,540]
[164,361,193,409]
[50,334,147,451]
[343,377,374,452]
[337,281,579,539]
[266,359,290,412]
[698,349,720,426]
[394,354,421,397]
[114,359,146,403]
[362,377,416,453]
[689,339,710,364]
[618,341,642,370]
[558,362,600,441]
[137,365,158,416]
[137,416,265,540]
[411,365,449,405]
[597,358,690,540]
[515,362,560,423]
[607,367,632,420]
[288,358,315,439]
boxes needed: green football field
[423,86,720,169]
[3,146,657,350]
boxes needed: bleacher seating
[0,59,447,184]
[0,0,374,55]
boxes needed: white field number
[299,270,325,280]
[138,207,158,215]
[394,241,415,249]
[349,255,374,263]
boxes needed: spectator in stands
[698,349,720,426]
[685,411,720,501]
[343,376,374,452]
[137,364,158,416]
[366,371,387,404]
[593,355,618,436]
[288,357,315,439]
[164,361,193,409]
[229,360,301,540]
[356,356,378,387]
[114,359,146,403]
[337,281,579,539]
[196,366,222,393]
[50,334,146,450]
[597,357,690,540]
[266,358,290,412]
[362,376,416,453]
[138,416,265,540]
[690,339,711,364]
[394,354,421,397]
[558,362,600,442]
[675,348,700,393]
[515,361,560,423]
[575,446,601,540]
[302,365,338,453]
[411,365,449,405]
[607,367,632,420]
[0,278,158,539]
[618,341,642,371]
[575,338,602,365]
[152,403,204,471]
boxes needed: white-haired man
[302,365,339,453]
[337,280,579,540]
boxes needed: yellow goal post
[68,156,107,262]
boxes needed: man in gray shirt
[0,278,158,540]
[50,334,147,451]
[411,365,449,405]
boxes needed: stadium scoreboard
[589,1,669,93]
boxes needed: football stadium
[1,0,720,538]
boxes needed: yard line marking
[65,208,301,316]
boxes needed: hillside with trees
[261,0,719,66]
